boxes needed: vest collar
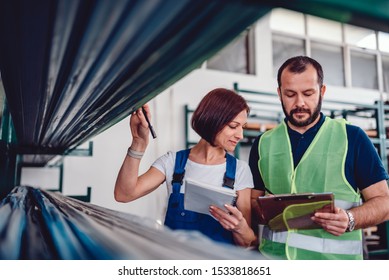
[284,112,326,137]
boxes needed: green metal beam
[0,100,18,199]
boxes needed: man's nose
[295,94,305,107]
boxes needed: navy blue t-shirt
[248,113,389,192]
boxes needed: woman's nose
[236,127,244,140]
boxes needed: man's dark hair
[277,56,324,88]
[191,88,249,146]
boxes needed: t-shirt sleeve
[248,135,266,191]
[151,151,174,177]
[350,125,389,190]
[235,160,254,191]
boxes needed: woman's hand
[129,104,152,149]
[209,204,255,247]
[209,204,246,232]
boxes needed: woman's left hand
[209,204,247,233]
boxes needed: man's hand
[311,207,349,236]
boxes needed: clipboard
[255,192,334,231]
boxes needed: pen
[142,106,157,139]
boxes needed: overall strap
[223,153,237,189]
[171,149,191,193]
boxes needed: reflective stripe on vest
[258,117,363,259]
[262,226,363,255]
[335,199,360,210]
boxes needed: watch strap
[346,210,355,232]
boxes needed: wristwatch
[346,210,355,232]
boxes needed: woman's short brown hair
[191,88,249,146]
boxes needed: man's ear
[277,87,281,101]
[320,84,326,98]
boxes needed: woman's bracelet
[127,147,144,159]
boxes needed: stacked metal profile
[0,186,264,260]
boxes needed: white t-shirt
[152,151,254,195]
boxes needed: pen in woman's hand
[142,106,157,139]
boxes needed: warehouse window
[272,35,305,77]
[345,25,377,50]
[207,28,255,75]
[379,32,389,53]
[270,8,305,36]
[311,42,344,86]
[307,15,342,44]
[270,8,389,93]
[383,55,389,93]
[350,51,378,90]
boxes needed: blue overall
[164,149,237,245]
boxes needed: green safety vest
[258,117,363,260]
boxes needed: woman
[114,88,255,247]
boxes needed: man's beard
[282,95,322,127]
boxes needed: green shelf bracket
[68,186,92,203]
[0,100,19,199]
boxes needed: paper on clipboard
[184,179,237,216]
[255,192,334,231]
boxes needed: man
[249,56,389,260]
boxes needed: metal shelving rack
[0,101,93,202]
